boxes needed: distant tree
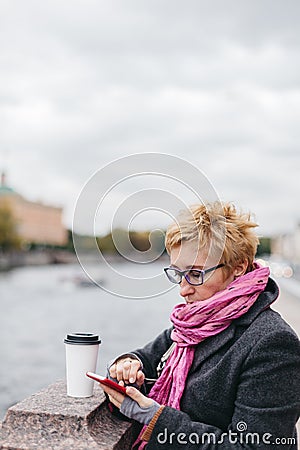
[130,231,151,252]
[0,201,21,252]
[97,231,117,253]
[148,229,166,254]
[256,237,271,256]
[97,228,166,255]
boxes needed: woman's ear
[233,260,248,278]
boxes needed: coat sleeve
[145,329,300,449]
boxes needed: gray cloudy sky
[0,0,299,236]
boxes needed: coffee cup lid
[64,333,101,345]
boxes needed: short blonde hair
[165,202,259,272]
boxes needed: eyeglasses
[164,263,225,286]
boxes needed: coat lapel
[191,323,236,368]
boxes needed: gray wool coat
[131,278,300,449]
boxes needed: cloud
[0,0,299,236]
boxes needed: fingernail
[129,377,134,383]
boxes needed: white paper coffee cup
[64,333,101,397]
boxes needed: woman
[100,202,300,449]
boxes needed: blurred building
[271,224,300,264]
[0,172,68,246]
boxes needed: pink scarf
[133,263,271,449]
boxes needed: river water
[0,261,299,421]
[0,259,178,420]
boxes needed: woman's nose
[179,277,195,297]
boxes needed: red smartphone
[86,371,127,395]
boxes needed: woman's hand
[100,383,160,425]
[101,384,153,409]
[109,357,145,386]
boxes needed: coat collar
[191,277,279,368]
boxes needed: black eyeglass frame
[164,263,225,286]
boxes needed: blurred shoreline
[0,249,170,271]
[0,250,78,271]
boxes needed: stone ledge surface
[0,380,137,450]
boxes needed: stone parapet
[0,380,138,449]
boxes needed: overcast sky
[0,0,299,236]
